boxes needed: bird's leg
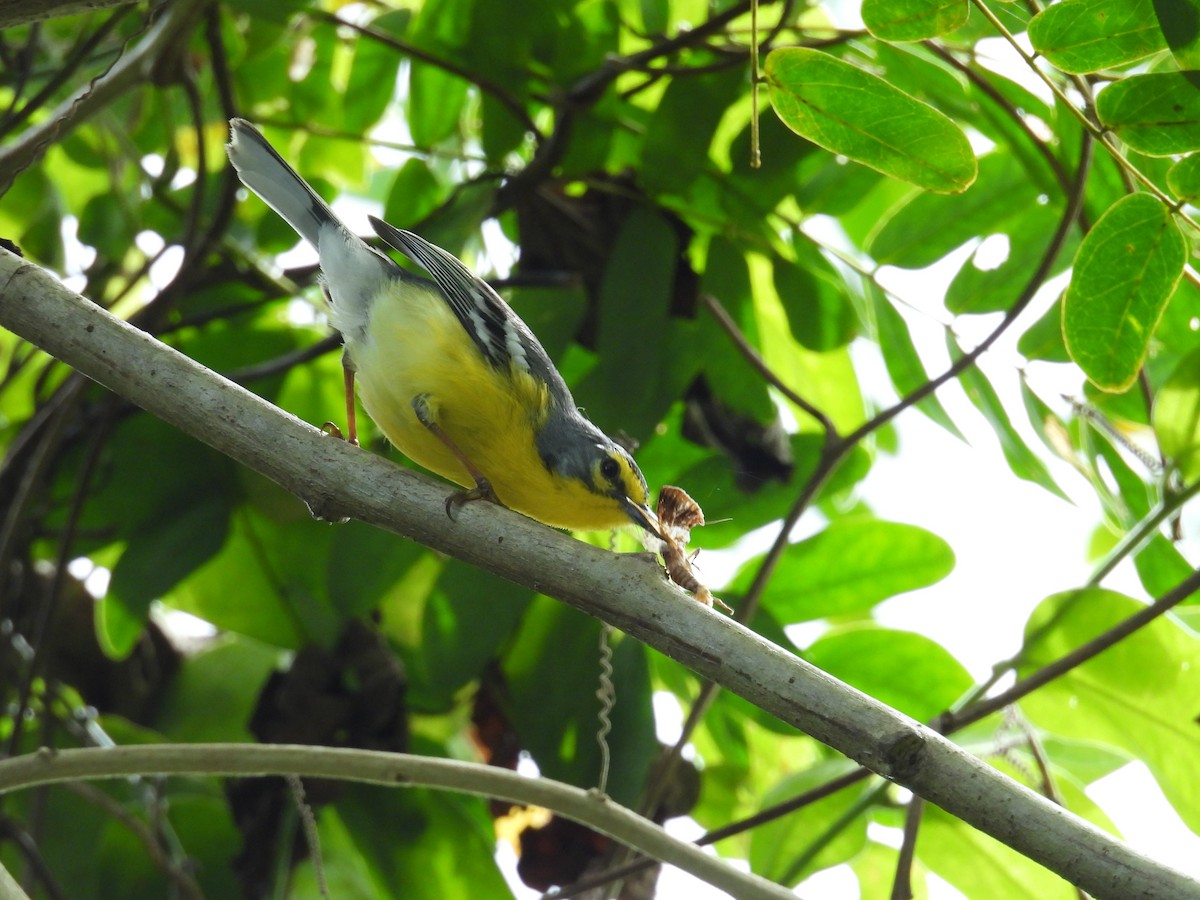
[321,349,359,446]
[411,393,501,518]
[342,358,359,446]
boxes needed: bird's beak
[622,497,663,541]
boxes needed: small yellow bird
[226,119,660,536]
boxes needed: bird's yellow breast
[348,281,630,531]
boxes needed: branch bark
[1,249,1198,900]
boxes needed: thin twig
[0,817,65,900]
[701,293,839,437]
[313,10,539,140]
[62,781,205,900]
[3,401,115,759]
[0,7,132,135]
[837,129,1093,450]
[750,0,760,168]
[921,41,1075,205]
[939,564,1200,734]
[891,794,925,900]
[0,2,209,195]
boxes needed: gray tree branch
[0,745,791,900]
[1,248,1197,900]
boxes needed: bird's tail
[226,118,393,345]
[226,118,339,250]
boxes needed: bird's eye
[599,456,621,482]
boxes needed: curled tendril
[595,623,616,796]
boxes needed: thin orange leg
[343,363,359,446]
[411,393,500,518]
[321,362,360,446]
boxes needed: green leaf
[170,504,333,649]
[328,521,428,618]
[501,598,656,808]
[411,562,531,708]
[752,267,868,434]
[1167,153,1200,202]
[156,636,280,742]
[1152,346,1200,481]
[1063,193,1186,391]
[1153,0,1200,69]
[343,13,407,133]
[954,347,1070,500]
[1017,293,1071,363]
[577,208,677,437]
[946,202,1077,314]
[106,493,233,653]
[726,112,821,225]
[0,167,63,267]
[1021,380,1074,463]
[480,93,528,162]
[869,42,1056,194]
[749,760,869,885]
[1018,589,1200,833]
[1096,72,1200,155]
[641,68,745,195]
[1,771,122,896]
[804,625,973,721]
[384,158,446,228]
[870,154,1036,268]
[918,790,1085,898]
[764,47,977,194]
[1133,533,1196,599]
[868,286,964,437]
[637,0,669,33]
[407,62,468,147]
[87,417,241,655]
[1036,734,1132,785]
[336,785,513,899]
[414,179,496,256]
[1087,423,1155,521]
[862,0,969,41]
[795,151,884,217]
[288,28,341,127]
[224,0,311,22]
[737,517,956,623]
[1029,0,1167,73]
[510,284,588,364]
[166,793,241,898]
[78,191,136,263]
[697,238,776,421]
[773,242,858,351]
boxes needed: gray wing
[368,216,573,403]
